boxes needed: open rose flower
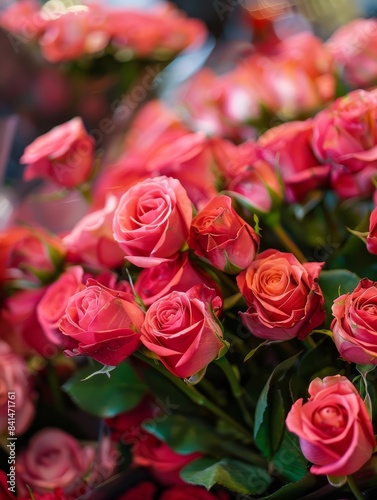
[237,250,325,341]
[286,375,376,476]
[141,285,223,378]
[312,89,377,199]
[188,195,259,273]
[59,279,145,366]
[331,278,377,365]
[16,428,94,496]
[113,176,192,268]
[20,117,95,189]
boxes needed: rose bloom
[286,375,376,476]
[0,341,35,435]
[237,250,325,341]
[37,266,84,347]
[20,117,95,189]
[188,195,260,273]
[134,252,220,306]
[327,18,377,88]
[16,428,94,496]
[59,279,145,366]
[0,0,44,40]
[312,89,377,199]
[113,176,192,268]
[258,120,330,203]
[141,285,223,378]
[367,206,377,255]
[331,278,377,364]
[63,195,125,269]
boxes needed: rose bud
[141,284,223,379]
[286,375,376,476]
[237,250,325,341]
[113,176,192,268]
[188,195,259,273]
[59,279,145,366]
[20,117,95,189]
[331,278,377,365]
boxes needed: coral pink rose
[37,266,84,347]
[188,195,260,273]
[331,278,377,364]
[0,341,35,435]
[258,120,330,203]
[141,285,223,378]
[113,176,192,268]
[327,18,377,88]
[286,375,376,476]
[312,89,377,199]
[63,195,125,268]
[134,252,220,306]
[59,279,145,365]
[16,428,94,496]
[20,117,95,188]
[367,206,377,255]
[237,250,325,341]
[0,0,44,41]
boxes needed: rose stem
[215,356,254,429]
[270,222,306,263]
[346,475,364,500]
[134,352,252,443]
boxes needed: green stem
[302,336,317,351]
[270,223,306,263]
[346,475,364,500]
[215,357,254,429]
[134,352,252,443]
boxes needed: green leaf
[318,269,360,327]
[260,473,317,500]
[272,430,308,482]
[63,360,147,417]
[244,339,271,362]
[254,354,300,459]
[181,457,271,495]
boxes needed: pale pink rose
[21,117,95,189]
[0,341,35,436]
[286,375,376,476]
[327,18,377,88]
[113,176,192,268]
[16,428,94,496]
[63,196,125,268]
[141,285,223,378]
[37,266,84,347]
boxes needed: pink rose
[20,117,95,188]
[0,341,35,435]
[141,285,223,378]
[312,89,377,199]
[113,176,192,268]
[59,279,145,366]
[134,252,220,306]
[237,250,325,341]
[63,196,125,268]
[16,428,94,496]
[331,278,377,365]
[327,18,377,88]
[0,0,44,41]
[188,195,260,273]
[258,120,330,203]
[37,266,84,347]
[367,206,377,255]
[286,375,376,476]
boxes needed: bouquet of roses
[2,2,377,499]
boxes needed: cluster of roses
[3,9,377,500]
[0,0,206,63]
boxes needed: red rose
[59,279,145,365]
[331,278,377,365]
[20,117,95,188]
[113,176,192,268]
[141,285,223,378]
[237,250,325,341]
[286,375,376,476]
[188,195,259,273]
